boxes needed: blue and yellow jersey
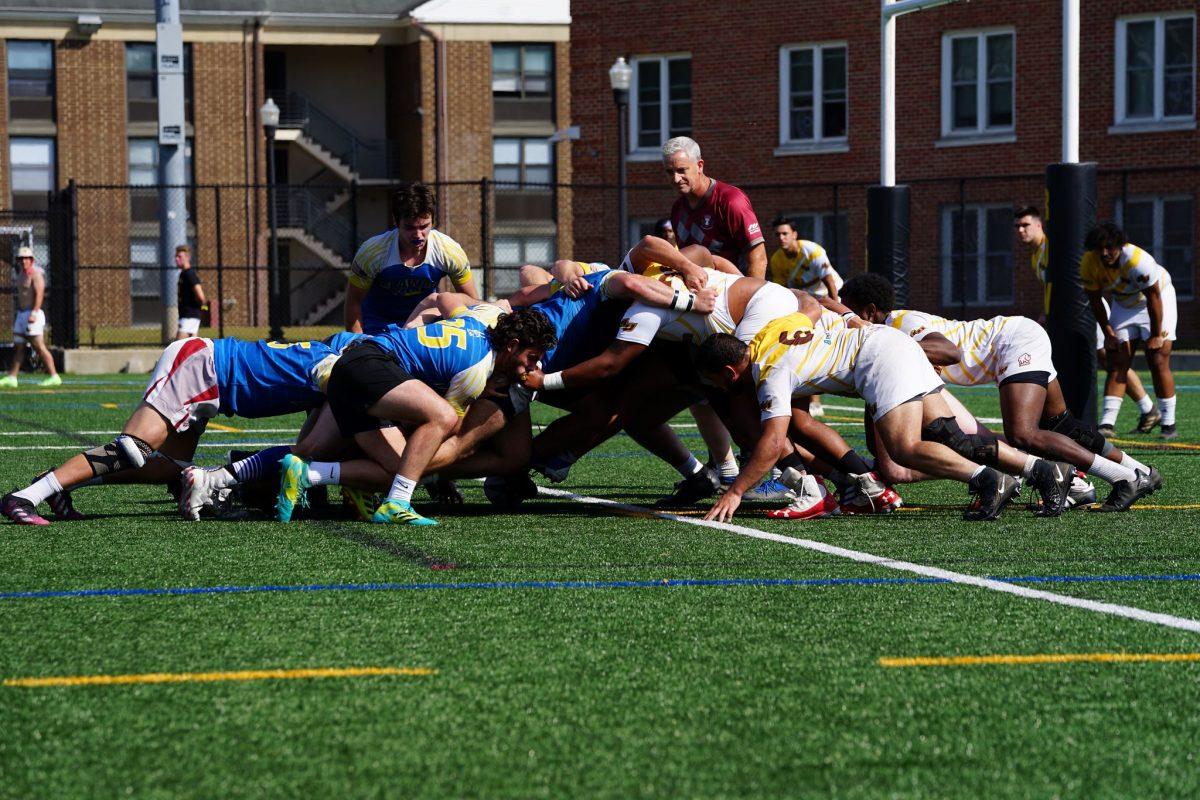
[350,228,473,333]
[449,302,506,329]
[367,317,495,415]
[1080,243,1171,310]
[212,338,339,418]
[532,265,624,372]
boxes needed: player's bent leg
[1146,340,1177,440]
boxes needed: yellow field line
[100,403,119,409]
[205,422,242,433]
[4,666,436,688]
[880,652,1200,668]
[1110,437,1200,451]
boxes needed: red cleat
[839,472,903,515]
[767,475,837,520]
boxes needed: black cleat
[1090,470,1156,513]
[1133,409,1161,433]
[1145,466,1163,492]
[963,468,1021,521]
[34,471,84,521]
[654,466,721,509]
[482,474,539,510]
[1028,460,1073,517]
[1098,424,1115,439]
[1161,424,1178,440]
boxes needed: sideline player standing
[344,182,478,334]
[1081,223,1179,439]
[1014,207,1157,433]
[174,245,208,340]
[1,245,61,388]
[767,216,843,300]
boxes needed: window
[493,138,553,186]
[126,42,193,124]
[630,55,691,153]
[6,40,54,122]
[1118,196,1195,297]
[493,235,556,295]
[941,30,1014,136]
[9,137,55,212]
[789,211,850,271]
[492,45,552,97]
[779,44,847,145]
[941,204,1013,305]
[1115,14,1195,124]
[129,238,161,301]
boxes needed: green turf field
[1,375,1198,798]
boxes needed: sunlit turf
[1,373,1198,798]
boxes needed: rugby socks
[1100,396,1122,427]
[227,445,291,484]
[836,450,873,476]
[1135,394,1154,414]
[1158,396,1176,427]
[388,474,418,504]
[716,453,739,481]
[307,461,341,487]
[1086,454,1137,485]
[1020,454,1039,478]
[672,454,704,479]
[15,471,62,506]
[1119,451,1151,475]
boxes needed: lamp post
[608,57,632,255]
[260,97,282,340]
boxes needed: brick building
[1,0,571,341]
[569,0,1198,338]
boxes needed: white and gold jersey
[615,268,741,346]
[1030,236,1050,316]
[883,310,1015,386]
[767,240,842,296]
[752,313,871,419]
[1080,243,1172,310]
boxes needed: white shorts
[1094,298,1110,350]
[734,282,798,343]
[177,317,201,336]
[995,316,1057,385]
[143,338,220,432]
[13,309,46,343]
[1110,283,1178,343]
[855,326,944,421]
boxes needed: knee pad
[922,417,999,466]
[1045,411,1106,454]
[83,435,154,477]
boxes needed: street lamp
[608,57,632,255]
[260,96,283,340]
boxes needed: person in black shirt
[175,245,207,340]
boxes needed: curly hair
[839,273,896,314]
[489,307,558,352]
[1085,222,1127,252]
[390,182,436,226]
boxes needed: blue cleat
[275,454,311,522]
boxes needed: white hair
[661,136,701,163]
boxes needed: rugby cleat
[0,375,16,388]
[742,477,795,503]
[1133,408,1161,433]
[654,466,721,508]
[341,487,378,522]
[372,499,438,526]
[38,374,62,387]
[32,471,85,521]
[1067,472,1097,508]
[1089,469,1156,512]
[766,474,837,520]
[1097,424,1115,439]
[424,476,464,504]
[1,492,49,526]
[1028,459,1074,517]
[838,471,903,515]
[179,465,233,521]
[530,454,574,484]
[1145,465,1163,492]
[275,454,312,523]
[963,468,1021,521]
[483,474,539,509]
[1161,424,1178,440]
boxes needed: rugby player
[838,274,1158,512]
[1081,223,1179,439]
[2,334,351,526]
[1015,207,1158,434]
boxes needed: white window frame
[628,53,690,159]
[777,210,849,266]
[1116,194,1195,299]
[940,203,1014,307]
[777,42,849,153]
[1114,12,1196,128]
[940,27,1016,141]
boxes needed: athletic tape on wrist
[543,372,565,391]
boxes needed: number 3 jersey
[751,312,871,419]
[366,316,495,415]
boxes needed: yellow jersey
[1030,236,1050,316]
[884,310,1012,386]
[615,268,741,346]
[751,312,869,419]
[767,241,842,296]
[1080,243,1170,309]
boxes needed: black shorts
[327,341,413,437]
[999,370,1051,388]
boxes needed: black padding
[923,416,1000,466]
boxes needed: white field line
[536,486,1200,635]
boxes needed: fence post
[215,186,225,339]
[479,177,490,299]
[66,179,80,349]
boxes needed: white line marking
[821,403,1002,425]
[536,486,1200,634]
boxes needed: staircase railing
[274,185,355,263]
[276,91,397,180]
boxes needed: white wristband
[840,311,859,322]
[543,371,565,391]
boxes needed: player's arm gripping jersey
[884,310,1009,386]
[615,268,738,346]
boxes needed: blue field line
[3,572,1200,603]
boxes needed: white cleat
[179,465,233,521]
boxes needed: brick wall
[554,39,573,263]
[385,40,429,182]
[0,39,8,205]
[56,37,130,329]
[571,0,1200,337]
[440,40,492,266]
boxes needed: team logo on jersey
[748,222,760,235]
[910,326,926,337]
[1018,353,1031,367]
[778,330,813,346]
[702,214,713,229]
[620,319,638,332]
[760,399,774,413]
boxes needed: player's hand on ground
[704,490,742,522]
[521,369,545,390]
[693,288,719,314]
